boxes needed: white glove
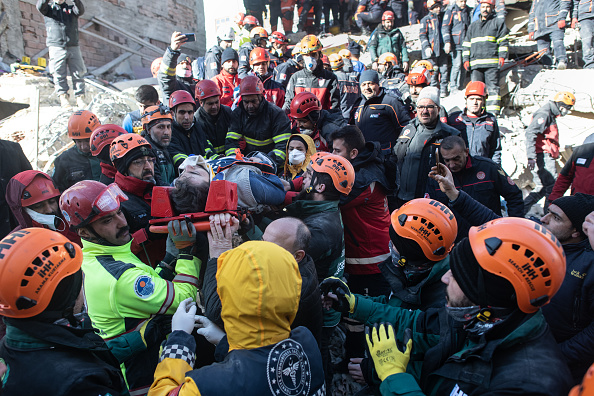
[444,42,451,54]
[425,47,433,58]
[195,315,226,346]
[172,298,197,334]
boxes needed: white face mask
[25,207,65,231]
[303,55,316,71]
[300,128,314,136]
[289,149,306,165]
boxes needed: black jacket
[273,59,301,88]
[203,44,224,80]
[196,105,233,156]
[448,109,502,164]
[283,64,341,112]
[542,238,594,383]
[53,145,101,192]
[157,46,196,104]
[143,133,176,186]
[394,118,460,201]
[170,120,214,168]
[36,0,84,47]
[463,12,509,69]
[352,88,411,150]
[0,139,31,239]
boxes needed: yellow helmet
[338,49,352,59]
[300,35,323,54]
[328,53,344,70]
[413,59,435,73]
[554,91,576,107]
[292,42,302,56]
[378,52,398,66]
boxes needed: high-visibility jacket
[462,12,509,69]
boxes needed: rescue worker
[249,47,286,108]
[149,241,325,396]
[273,41,303,88]
[238,26,268,78]
[123,85,160,134]
[528,0,571,69]
[322,217,573,395]
[60,180,202,395]
[141,105,176,186]
[404,65,431,106]
[369,11,409,71]
[289,91,346,152]
[0,138,31,239]
[90,124,127,185]
[282,133,317,180]
[420,0,450,98]
[269,31,290,62]
[211,47,241,107]
[158,31,197,103]
[5,170,80,244]
[394,87,459,206]
[225,75,292,166]
[355,0,386,35]
[377,52,407,98]
[298,0,324,33]
[284,35,341,112]
[549,139,594,201]
[427,135,524,237]
[53,109,102,192]
[280,1,297,33]
[463,0,509,114]
[572,0,594,69]
[195,79,233,156]
[352,70,411,152]
[328,53,360,120]
[344,43,366,73]
[442,0,472,92]
[168,90,216,169]
[0,228,127,395]
[447,80,502,164]
[524,91,575,214]
[237,14,259,48]
[203,25,236,80]
[345,198,458,389]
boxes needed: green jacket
[369,25,409,63]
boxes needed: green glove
[319,276,356,313]
[139,315,172,347]
[366,324,412,381]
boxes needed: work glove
[168,219,196,251]
[139,315,172,347]
[366,324,413,381]
[463,61,470,71]
[172,298,197,334]
[498,57,505,67]
[195,315,226,346]
[444,42,451,54]
[528,32,534,41]
[572,18,578,29]
[319,277,356,314]
[424,47,433,58]
[558,19,566,29]
[528,158,536,171]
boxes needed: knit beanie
[389,225,430,264]
[348,41,361,56]
[449,237,518,309]
[221,48,239,64]
[115,145,154,175]
[552,193,594,236]
[417,86,440,107]
[360,70,380,85]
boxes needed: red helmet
[195,79,221,101]
[60,181,128,228]
[234,12,245,26]
[270,31,288,44]
[465,81,487,97]
[90,124,127,157]
[12,170,60,208]
[382,10,395,21]
[406,68,431,86]
[243,15,260,27]
[239,75,264,96]
[289,91,322,119]
[68,110,101,140]
[151,57,162,78]
[168,89,196,110]
[480,0,496,5]
[321,54,330,66]
[249,47,271,65]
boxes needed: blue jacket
[528,0,571,39]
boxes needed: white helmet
[217,25,236,42]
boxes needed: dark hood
[6,170,53,229]
[341,141,390,205]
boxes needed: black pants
[471,66,500,114]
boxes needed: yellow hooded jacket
[282,134,317,180]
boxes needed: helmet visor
[88,184,128,224]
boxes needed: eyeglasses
[417,105,437,110]
[130,156,156,167]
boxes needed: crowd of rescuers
[4,10,594,395]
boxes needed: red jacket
[549,142,594,201]
[259,73,285,109]
[211,69,241,107]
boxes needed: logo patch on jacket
[267,339,311,395]
[476,171,486,180]
[450,384,468,396]
[370,113,380,118]
[134,275,154,298]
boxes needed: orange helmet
[310,152,355,195]
[141,105,173,129]
[289,91,322,119]
[60,181,128,228]
[570,364,594,396]
[338,49,352,59]
[406,67,431,86]
[414,59,435,72]
[300,35,323,54]
[250,26,269,39]
[391,198,458,261]
[465,81,488,97]
[468,217,566,314]
[0,228,83,318]
[378,52,398,66]
[110,133,152,163]
[270,31,288,44]
[329,53,344,70]
[243,15,260,27]
[554,91,576,107]
[90,124,127,157]
[480,0,496,5]
[239,75,265,96]
[151,57,162,78]
[67,110,101,140]
[195,79,221,101]
[250,47,271,65]
[382,10,395,21]
[13,170,60,208]
[234,12,246,26]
